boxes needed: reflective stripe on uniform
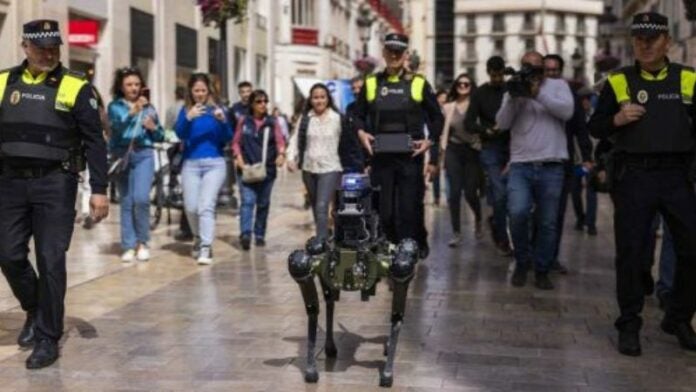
[681,67,696,104]
[0,71,9,108]
[411,75,425,103]
[55,74,86,112]
[366,75,377,102]
[607,72,631,104]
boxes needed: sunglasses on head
[118,67,138,75]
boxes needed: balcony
[292,27,318,46]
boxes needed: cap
[384,33,409,51]
[22,19,63,47]
[631,12,669,37]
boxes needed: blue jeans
[479,145,510,244]
[118,148,155,250]
[571,167,598,229]
[240,178,275,239]
[507,162,565,273]
[182,158,227,246]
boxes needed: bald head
[521,51,543,67]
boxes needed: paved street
[0,173,693,391]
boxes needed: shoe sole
[26,355,59,369]
[17,339,35,348]
[618,347,642,356]
[197,259,213,265]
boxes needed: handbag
[107,112,142,180]
[241,122,270,183]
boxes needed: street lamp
[357,4,374,58]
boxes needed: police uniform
[588,13,696,356]
[352,34,444,254]
[0,20,107,368]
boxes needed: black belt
[0,163,63,179]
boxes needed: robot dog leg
[319,277,339,358]
[288,250,321,383]
[380,239,419,388]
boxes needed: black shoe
[643,271,655,296]
[82,216,95,230]
[534,272,554,290]
[240,235,251,251]
[496,241,514,257]
[657,291,672,311]
[661,319,696,351]
[617,330,642,356]
[550,261,568,275]
[26,339,59,369]
[587,226,598,236]
[17,312,36,348]
[511,266,528,287]
[255,238,266,247]
[574,221,585,231]
[418,244,429,260]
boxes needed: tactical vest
[607,63,696,154]
[365,72,425,137]
[0,67,86,162]
[240,115,278,178]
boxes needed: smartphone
[140,87,150,101]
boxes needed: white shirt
[287,108,343,174]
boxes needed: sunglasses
[254,99,268,104]
[457,81,471,88]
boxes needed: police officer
[352,33,444,257]
[589,12,696,356]
[0,20,109,368]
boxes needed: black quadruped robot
[288,173,419,387]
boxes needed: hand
[412,139,432,157]
[530,79,541,97]
[597,170,607,184]
[582,161,595,172]
[234,155,245,169]
[275,154,286,167]
[187,104,206,121]
[129,97,148,116]
[425,164,439,181]
[142,115,157,131]
[501,163,510,175]
[89,194,109,222]
[287,161,298,172]
[213,107,226,122]
[357,129,374,156]
[613,103,646,127]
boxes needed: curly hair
[110,66,146,99]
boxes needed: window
[234,47,247,85]
[467,67,476,82]
[493,38,505,56]
[556,13,566,32]
[523,12,534,31]
[466,14,476,34]
[256,55,267,89]
[492,13,505,33]
[524,37,535,51]
[555,35,564,54]
[465,39,476,57]
[176,24,197,69]
[576,36,585,53]
[292,0,315,27]
[576,15,586,34]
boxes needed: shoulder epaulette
[65,69,87,80]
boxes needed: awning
[293,77,324,98]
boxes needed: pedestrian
[465,56,513,256]
[232,89,286,250]
[588,12,696,356]
[108,66,165,262]
[175,73,233,264]
[496,51,574,290]
[0,19,109,369]
[570,87,599,236]
[352,33,444,259]
[441,74,483,247]
[287,83,363,241]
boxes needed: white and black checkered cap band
[631,23,669,32]
[22,31,61,40]
[384,40,408,49]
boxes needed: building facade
[0,0,273,116]
[423,0,604,88]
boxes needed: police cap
[22,19,63,47]
[384,33,409,52]
[631,12,669,38]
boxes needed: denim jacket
[108,98,165,155]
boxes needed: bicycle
[150,142,184,230]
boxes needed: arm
[286,117,301,164]
[570,97,593,162]
[536,80,574,121]
[74,85,108,195]
[274,118,286,154]
[107,100,137,136]
[174,107,191,140]
[218,111,234,144]
[352,82,370,133]
[231,117,244,157]
[588,83,620,139]
[440,102,454,151]
[464,90,486,135]
[422,80,445,164]
[495,93,520,131]
[145,106,165,142]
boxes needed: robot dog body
[288,173,418,387]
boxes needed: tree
[197,0,249,101]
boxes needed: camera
[333,173,380,249]
[504,64,544,98]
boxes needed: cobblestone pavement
[0,173,693,391]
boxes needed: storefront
[68,17,100,82]
[175,23,197,92]
[130,7,154,86]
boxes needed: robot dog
[287,173,418,387]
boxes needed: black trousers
[371,155,424,245]
[445,143,483,233]
[0,171,78,341]
[610,165,696,331]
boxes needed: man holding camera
[0,20,109,368]
[495,51,574,290]
[353,33,443,257]
[588,12,696,357]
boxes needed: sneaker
[191,237,201,258]
[240,234,251,251]
[448,233,461,248]
[511,265,528,287]
[136,245,150,261]
[534,272,554,290]
[121,249,135,263]
[256,238,266,247]
[197,246,213,265]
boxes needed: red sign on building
[69,20,99,46]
